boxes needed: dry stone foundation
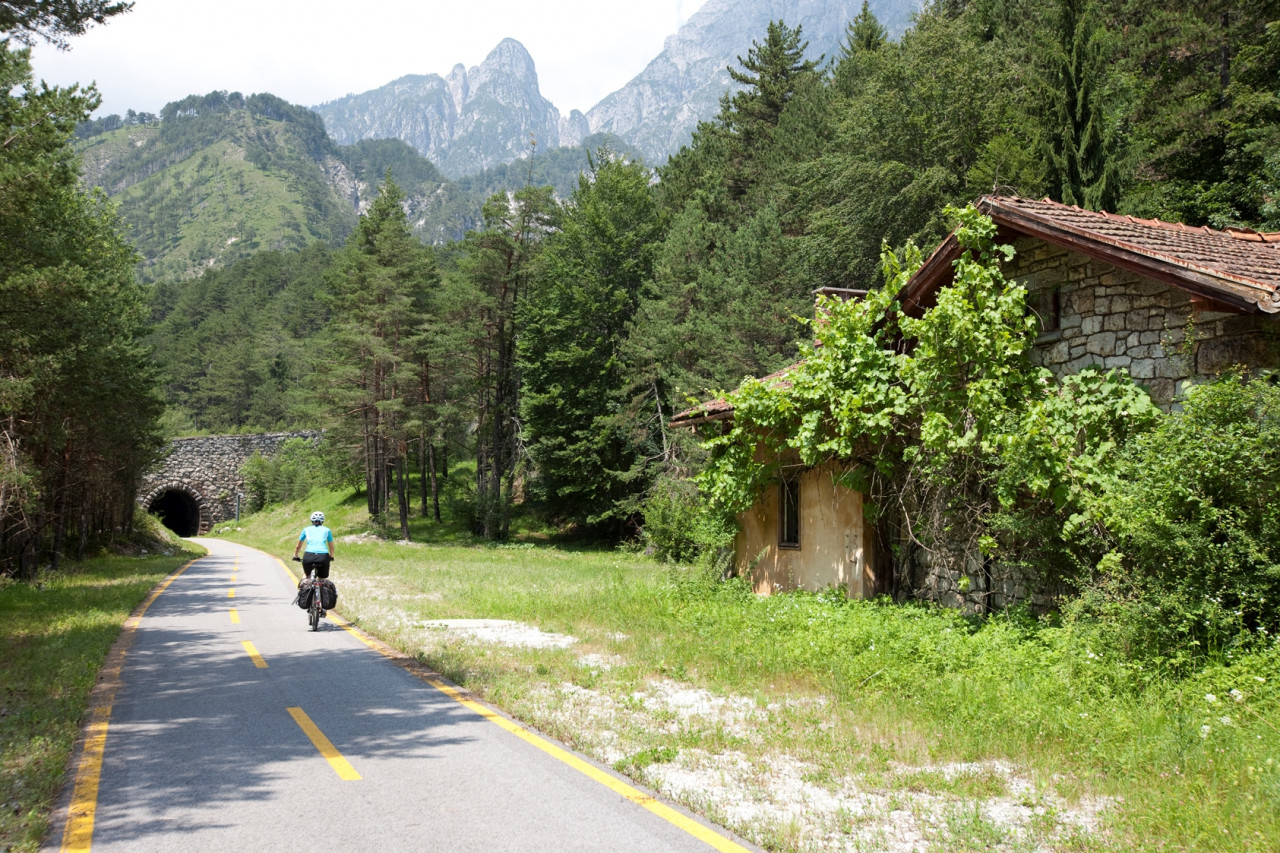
[139,432,320,535]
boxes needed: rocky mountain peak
[586,0,922,164]
[314,1,925,176]
[313,37,561,179]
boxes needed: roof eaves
[982,198,1280,314]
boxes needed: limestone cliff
[314,39,562,178]
[586,0,921,163]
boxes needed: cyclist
[292,511,334,583]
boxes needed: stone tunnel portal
[148,488,202,537]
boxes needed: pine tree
[459,184,558,539]
[1039,0,1124,211]
[0,0,131,46]
[835,0,890,96]
[843,0,888,57]
[721,20,823,204]
[323,174,436,538]
[0,40,162,574]
[519,153,664,530]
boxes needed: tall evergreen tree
[323,174,436,538]
[835,0,890,95]
[721,20,823,205]
[1116,0,1280,226]
[0,40,162,575]
[844,0,889,56]
[1040,0,1125,211]
[459,184,557,539]
[519,153,665,530]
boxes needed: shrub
[242,438,345,511]
[640,474,735,566]
[1081,373,1280,661]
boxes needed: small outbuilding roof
[670,365,796,427]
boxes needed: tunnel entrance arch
[141,483,211,537]
[139,431,321,532]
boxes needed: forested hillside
[150,0,1279,542]
[75,94,630,280]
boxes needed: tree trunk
[418,433,428,517]
[395,456,410,540]
[428,443,441,522]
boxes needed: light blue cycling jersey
[298,524,333,554]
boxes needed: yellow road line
[241,641,268,669]
[328,616,748,852]
[229,609,240,624]
[227,588,235,598]
[423,677,749,852]
[286,707,362,780]
[61,557,199,853]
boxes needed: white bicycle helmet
[310,511,325,525]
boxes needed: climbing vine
[698,205,1158,581]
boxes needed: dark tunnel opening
[149,489,201,537]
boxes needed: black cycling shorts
[301,553,331,579]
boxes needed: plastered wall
[734,463,876,598]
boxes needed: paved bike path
[54,538,756,852]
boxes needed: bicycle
[292,557,331,631]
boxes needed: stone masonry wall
[897,239,1280,613]
[139,431,321,530]
[1010,237,1280,406]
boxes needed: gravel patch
[358,612,1112,850]
[416,618,578,649]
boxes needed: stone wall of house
[895,239,1280,614]
[894,541,1063,615]
[1009,237,1280,406]
[139,431,321,531]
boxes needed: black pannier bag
[320,579,338,610]
[295,579,313,610]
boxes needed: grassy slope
[122,138,325,280]
[0,546,203,852]
[76,113,355,283]
[221,491,1280,852]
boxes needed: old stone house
[673,194,1280,609]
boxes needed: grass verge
[221,493,1280,852]
[0,547,202,853]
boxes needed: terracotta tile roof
[670,364,796,425]
[901,195,1280,316]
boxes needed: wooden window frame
[1031,286,1062,337]
[779,476,800,550]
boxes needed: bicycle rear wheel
[309,595,320,631]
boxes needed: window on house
[779,476,800,549]
[1030,287,1061,335]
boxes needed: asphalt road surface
[51,538,756,853]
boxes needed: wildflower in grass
[1230,689,1245,702]
[1219,716,1233,726]
[1201,725,1212,738]
[1206,693,1218,704]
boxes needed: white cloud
[30,0,710,117]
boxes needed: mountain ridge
[314,38,565,179]
[314,0,924,169]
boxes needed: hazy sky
[31,0,711,118]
